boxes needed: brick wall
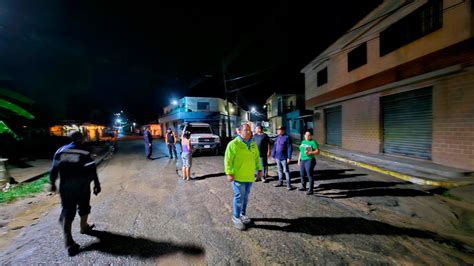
[341,95,381,154]
[433,71,474,170]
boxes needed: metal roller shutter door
[381,87,433,159]
[325,106,342,146]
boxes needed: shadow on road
[316,181,407,191]
[250,217,469,252]
[193,172,226,180]
[287,169,366,182]
[251,216,436,238]
[80,230,205,258]
[322,188,433,198]
[149,155,168,160]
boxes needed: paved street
[1,139,473,264]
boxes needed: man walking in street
[271,126,293,190]
[165,128,178,159]
[253,125,271,182]
[225,124,262,230]
[49,131,101,256]
[144,125,153,160]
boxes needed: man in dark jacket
[271,126,293,190]
[253,125,271,182]
[144,125,153,160]
[49,131,101,256]
[165,128,178,159]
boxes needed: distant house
[49,122,107,142]
[158,97,244,138]
[301,0,474,170]
[148,123,162,137]
[265,93,312,141]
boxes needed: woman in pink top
[181,131,192,180]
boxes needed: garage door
[325,106,342,146]
[381,87,432,159]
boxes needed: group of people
[225,124,320,230]
[48,124,319,256]
[144,126,193,180]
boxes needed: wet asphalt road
[0,139,472,264]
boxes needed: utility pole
[223,60,231,138]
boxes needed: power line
[225,66,274,82]
[226,81,261,94]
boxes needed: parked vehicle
[180,122,220,155]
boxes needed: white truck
[180,122,220,155]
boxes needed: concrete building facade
[159,97,241,138]
[302,0,474,170]
[265,93,303,132]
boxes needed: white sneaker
[232,216,246,230]
[240,215,252,225]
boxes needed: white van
[181,122,220,155]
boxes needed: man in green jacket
[225,124,262,230]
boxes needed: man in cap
[49,131,101,255]
[271,126,294,190]
[165,128,178,159]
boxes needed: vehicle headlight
[214,137,220,143]
[191,137,198,143]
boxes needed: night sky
[0,0,381,125]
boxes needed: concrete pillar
[0,158,10,185]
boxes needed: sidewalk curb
[320,150,471,188]
[16,144,116,184]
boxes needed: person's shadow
[79,230,205,259]
[250,217,467,251]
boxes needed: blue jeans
[300,158,316,191]
[168,143,177,158]
[232,181,253,218]
[276,159,291,187]
[255,156,268,177]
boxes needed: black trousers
[59,182,91,220]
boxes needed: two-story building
[265,93,312,141]
[158,97,242,138]
[301,0,474,171]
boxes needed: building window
[348,42,367,71]
[380,0,443,56]
[197,102,210,111]
[278,97,283,113]
[317,67,328,86]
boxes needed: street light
[116,118,122,124]
[251,107,256,112]
[171,100,178,106]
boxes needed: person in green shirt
[297,131,320,195]
[225,124,262,230]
